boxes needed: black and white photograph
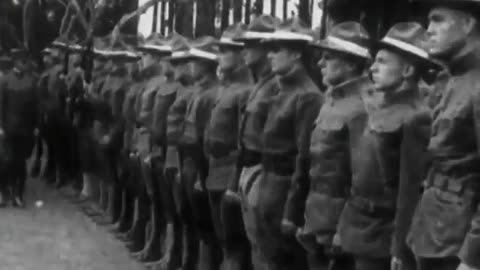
[0,0,479,270]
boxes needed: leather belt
[349,196,395,215]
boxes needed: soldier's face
[190,59,212,80]
[318,51,354,86]
[370,49,408,91]
[218,46,242,71]
[243,45,267,67]
[173,62,190,80]
[142,53,156,68]
[268,46,301,75]
[427,7,473,59]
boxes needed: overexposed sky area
[137,0,323,37]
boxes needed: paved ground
[0,172,146,270]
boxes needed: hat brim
[215,38,245,48]
[311,39,371,59]
[137,45,173,55]
[182,48,218,62]
[375,39,443,70]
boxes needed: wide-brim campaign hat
[261,18,314,44]
[232,14,281,42]
[412,0,480,10]
[138,32,172,55]
[163,33,192,63]
[376,22,441,69]
[185,36,219,62]
[311,21,371,59]
[102,33,142,61]
[217,23,247,47]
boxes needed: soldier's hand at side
[34,128,40,137]
[456,263,478,270]
[224,190,242,204]
[0,128,4,137]
[281,219,297,236]
[391,257,402,270]
[101,135,111,145]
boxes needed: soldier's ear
[402,62,416,80]
[462,13,478,35]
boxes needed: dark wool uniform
[253,65,322,269]
[235,66,277,270]
[204,65,253,269]
[37,64,70,183]
[0,69,39,196]
[337,84,430,269]
[409,50,480,270]
[300,76,371,270]
[180,74,220,269]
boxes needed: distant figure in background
[0,48,40,208]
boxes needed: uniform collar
[195,73,217,90]
[381,81,419,107]
[326,75,369,100]
[277,63,309,91]
[142,64,163,79]
[223,65,252,85]
[447,46,480,76]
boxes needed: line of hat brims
[317,36,371,59]
[380,36,429,59]
[217,38,244,47]
[138,44,173,54]
[186,48,218,61]
[261,31,314,42]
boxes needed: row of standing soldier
[1,0,480,270]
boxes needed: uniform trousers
[416,257,460,270]
[239,164,307,270]
[4,134,35,196]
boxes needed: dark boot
[0,190,7,208]
[114,191,135,236]
[135,204,163,262]
[109,184,123,225]
[145,222,182,270]
[12,177,25,208]
[181,225,199,270]
[197,237,222,270]
[126,197,150,253]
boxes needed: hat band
[241,31,276,40]
[141,44,172,52]
[188,48,218,61]
[327,36,371,58]
[219,37,244,46]
[101,50,140,58]
[382,36,429,59]
[268,31,314,42]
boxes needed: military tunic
[303,76,371,247]
[337,85,430,262]
[409,51,480,269]
[0,70,39,160]
[254,65,322,266]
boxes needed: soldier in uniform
[130,33,173,262]
[203,24,254,270]
[76,36,112,207]
[254,20,323,270]
[408,1,480,270]
[0,47,40,207]
[147,36,194,270]
[122,35,165,254]
[37,40,72,191]
[88,38,140,225]
[179,36,222,270]
[334,23,434,270]
[111,38,147,237]
[296,22,372,270]
[226,14,280,270]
